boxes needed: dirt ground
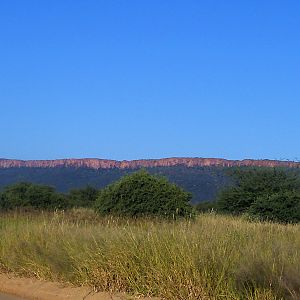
[0,273,158,300]
[0,292,23,300]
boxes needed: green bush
[217,188,256,214]
[196,201,217,213]
[217,168,300,223]
[95,170,195,218]
[249,191,300,223]
[0,182,68,210]
[67,185,98,208]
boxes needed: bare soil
[0,292,23,300]
[0,274,157,300]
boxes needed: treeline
[0,182,98,210]
[1,168,299,223]
[0,170,194,218]
[0,166,231,202]
[197,168,300,223]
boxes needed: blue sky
[1,1,299,161]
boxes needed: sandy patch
[0,274,157,300]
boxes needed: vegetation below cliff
[0,166,232,203]
[1,168,299,223]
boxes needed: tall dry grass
[0,209,299,299]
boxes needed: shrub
[217,168,299,213]
[217,168,300,223]
[67,185,98,208]
[0,182,32,209]
[217,188,254,214]
[249,191,300,223]
[0,182,68,210]
[95,170,195,218]
[196,201,217,213]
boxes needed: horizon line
[0,157,299,163]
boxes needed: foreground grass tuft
[0,210,299,299]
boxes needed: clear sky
[1,1,299,161]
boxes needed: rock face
[0,157,299,169]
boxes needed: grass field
[0,210,299,299]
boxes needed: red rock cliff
[0,158,299,169]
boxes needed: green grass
[0,209,299,299]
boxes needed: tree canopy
[217,168,300,223]
[67,185,98,207]
[0,182,68,210]
[95,170,195,218]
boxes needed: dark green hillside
[0,166,232,203]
